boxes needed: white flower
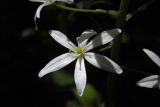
[39,29,123,96]
[29,0,74,29]
[137,49,160,89]
[137,75,160,89]
[29,0,73,18]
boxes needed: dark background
[0,0,160,107]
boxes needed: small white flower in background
[137,75,160,89]
[29,0,74,29]
[39,28,123,96]
[143,49,160,67]
[137,49,160,89]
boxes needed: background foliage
[0,0,160,107]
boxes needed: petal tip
[136,80,148,88]
[116,28,122,33]
[38,71,43,78]
[136,81,142,87]
[115,65,123,74]
[136,75,159,88]
[48,30,58,35]
[142,48,148,52]
[78,91,83,96]
[68,0,74,4]
[48,30,53,34]
[38,69,46,78]
[136,80,149,88]
[117,69,123,74]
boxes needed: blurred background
[0,0,160,107]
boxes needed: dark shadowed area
[0,0,160,107]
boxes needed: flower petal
[49,30,77,51]
[34,13,39,30]
[74,58,86,96]
[143,49,160,67]
[56,0,74,4]
[35,3,49,18]
[137,75,160,88]
[78,29,97,48]
[85,28,121,51]
[39,52,78,78]
[84,52,122,74]
[34,3,49,30]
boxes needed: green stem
[52,3,118,17]
[105,0,130,107]
[111,0,130,61]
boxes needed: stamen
[76,37,80,46]
[76,47,84,55]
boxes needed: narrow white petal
[29,0,47,3]
[143,49,160,67]
[34,3,49,30]
[85,28,121,51]
[56,0,74,4]
[78,29,97,48]
[34,12,38,30]
[137,75,160,88]
[39,53,78,78]
[35,3,49,18]
[74,58,86,96]
[49,30,77,52]
[84,52,122,74]
[105,28,122,38]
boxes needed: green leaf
[50,71,74,87]
[72,84,101,105]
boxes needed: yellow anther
[76,47,84,55]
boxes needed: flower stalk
[111,0,130,61]
[105,0,130,107]
[52,3,119,17]
[39,29,122,96]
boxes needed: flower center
[76,47,84,55]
